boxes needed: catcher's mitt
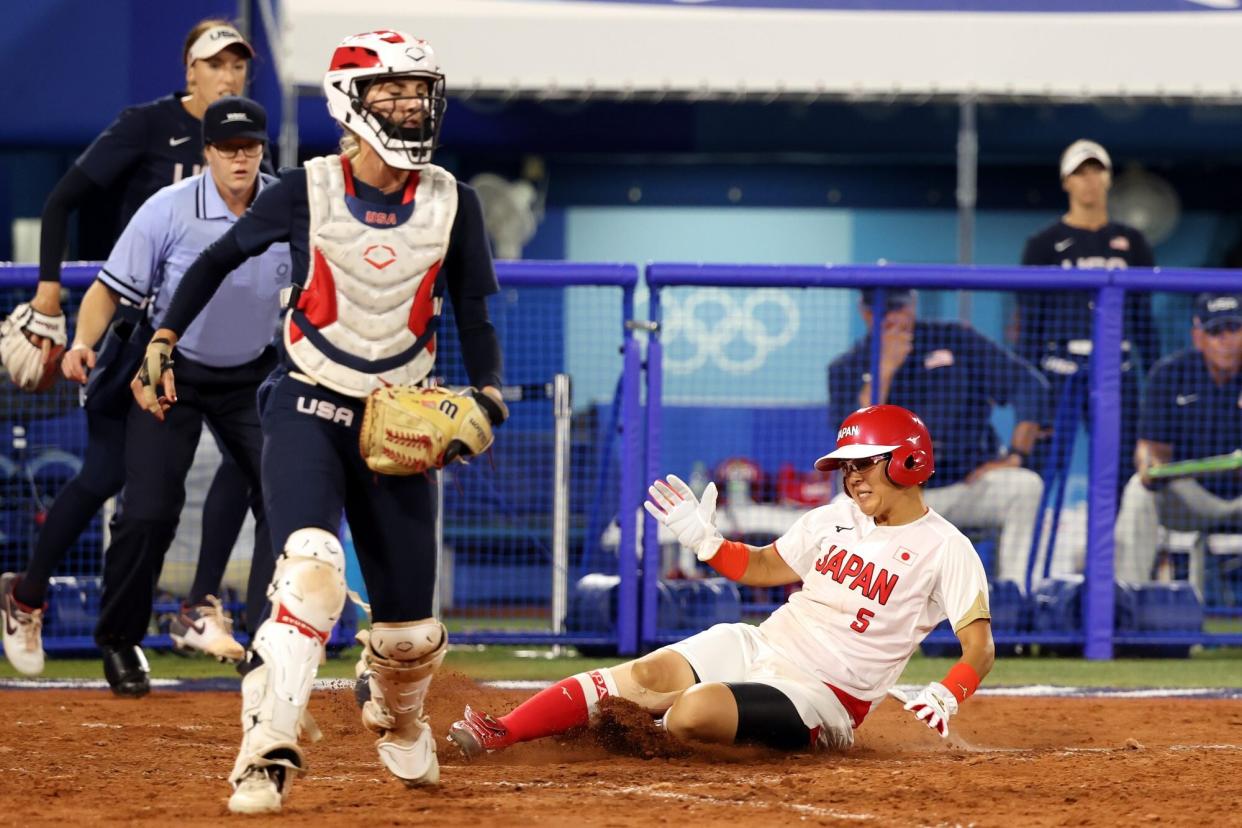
[359,386,507,476]
[0,303,67,392]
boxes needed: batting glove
[643,474,724,562]
[901,682,959,738]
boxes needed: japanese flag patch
[893,546,918,567]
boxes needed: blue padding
[44,576,102,637]
[568,574,738,634]
[667,578,742,631]
[1031,577,1138,633]
[327,600,358,651]
[988,579,1025,632]
[658,405,833,478]
[1136,583,1204,633]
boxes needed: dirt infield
[2,673,1240,827]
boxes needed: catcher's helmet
[814,404,934,487]
[323,30,446,170]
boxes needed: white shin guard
[229,528,347,792]
[356,619,447,785]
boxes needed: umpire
[93,97,290,695]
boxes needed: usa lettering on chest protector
[813,544,900,605]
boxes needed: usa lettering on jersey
[1060,256,1128,270]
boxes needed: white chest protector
[285,154,458,398]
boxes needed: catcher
[449,405,994,758]
[133,31,507,813]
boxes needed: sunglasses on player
[839,453,892,475]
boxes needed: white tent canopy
[280,0,1242,103]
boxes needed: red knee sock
[500,669,617,744]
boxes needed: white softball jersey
[759,499,990,705]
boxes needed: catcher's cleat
[446,705,512,759]
[228,765,286,814]
[169,595,245,662]
[102,644,150,698]
[1,572,45,676]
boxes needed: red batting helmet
[814,405,934,487]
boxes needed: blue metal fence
[0,262,643,656]
[3,260,1239,661]
[643,263,1242,658]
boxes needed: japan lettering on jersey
[758,499,989,703]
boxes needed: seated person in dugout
[828,289,1050,590]
[446,405,994,756]
[1115,292,1242,584]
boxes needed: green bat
[1146,450,1242,480]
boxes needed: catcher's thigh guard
[356,620,447,785]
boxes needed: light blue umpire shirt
[98,169,292,368]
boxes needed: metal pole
[1084,285,1124,660]
[433,469,444,618]
[255,0,299,168]
[551,373,572,639]
[956,96,978,320]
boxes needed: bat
[1146,449,1242,480]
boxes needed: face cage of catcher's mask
[351,75,447,167]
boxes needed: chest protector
[285,154,458,398]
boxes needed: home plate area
[0,674,1238,826]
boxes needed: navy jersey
[75,92,274,238]
[1138,349,1242,500]
[75,94,207,233]
[1019,220,1159,372]
[160,164,502,390]
[828,320,1049,487]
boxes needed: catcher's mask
[324,30,446,170]
[815,404,934,488]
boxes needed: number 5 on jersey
[851,608,875,633]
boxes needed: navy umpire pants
[94,348,276,649]
[14,321,253,612]
[257,368,437,624]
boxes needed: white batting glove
[643,474,724,562]
[896,682,959,738]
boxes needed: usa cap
[1194,292,1242,332]
[1060,139,1112,179]
[187,24,255,63]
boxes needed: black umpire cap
[203,96,268,145]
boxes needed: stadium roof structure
[277,0,1242,104]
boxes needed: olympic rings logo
[660,288,800,374]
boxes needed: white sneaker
[228,766,284,814]
[1,572,45,676]
[376,717,440,787]
[170,595,245,662]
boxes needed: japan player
[449,405,994,755]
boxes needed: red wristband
[706,540,749,581]
[941,662,981,703]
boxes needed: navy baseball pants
[258,368,437,624]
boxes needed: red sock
[499,669,616,743]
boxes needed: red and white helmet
[323,30,446,170]
[814,405,935,487]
